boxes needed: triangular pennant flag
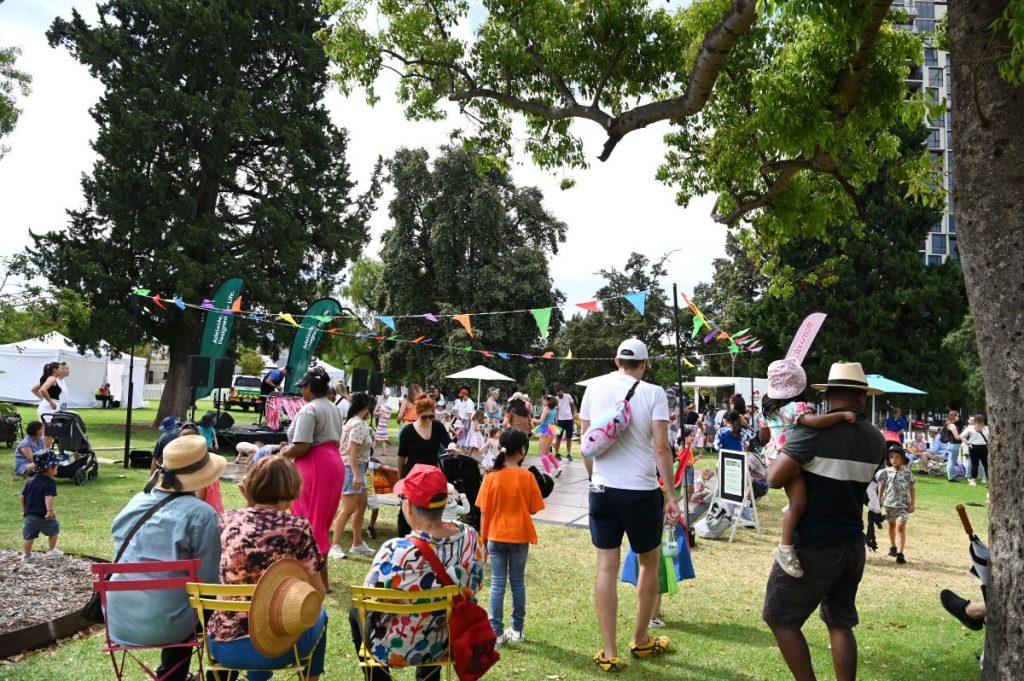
[576,300,601,313]
[461,346,473,352]
[737,336,755,345]
[624,292,647,315]
[717,331,730,340]
[133,288,150,296]
[730,328,751,339]
[325,328,338,334]
[730,340,740,354]
[683,357,695,368]
[386,335,399,340]
[377,316,396,331]
[411,336,426,344]
[531,307,553,341]
[703,329,718,343]
[172,296,185,310]
[374,335,385,340]
[541,351,554,359]
[421,338,433,345]
[200,299,214,310]
[497,352,510,360]
[422,313,439,323]
[231,296,243,313]
[452,314,473,338]
[680,292,699,315]
[566,349,573,360]
[152,294,167,310]
[691,316,704,339]
[654,354,666,359]
[249,313,266,321]
[279,313,300,327]
[482,351,494,358]
[521,354,534,360]
[751,345,765,353]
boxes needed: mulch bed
[0,550,94,635]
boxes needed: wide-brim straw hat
[249,558,323,657]
[151,434,226,493]
[810,362,883,396]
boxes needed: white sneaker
[772,545,804,578]
[45,548,64,558]
[649,617,666,629]
[968,480,977,486]
[504,628,525,643]
[327,544,347,560]
[494,632,507,647]
[554,468,562,478]
[349,543,376,556]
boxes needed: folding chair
[92,559,204,681]
[187,582,324,681]
[351,585,459,680]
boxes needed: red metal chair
[91,559,204,680]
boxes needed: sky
[0,0,728,314]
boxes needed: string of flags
[679,292,764,355]
[129,288,758,364]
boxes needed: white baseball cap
[616,338,649,361]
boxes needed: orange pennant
[411,336,426,344]
[541,351,554,359]
[717,331,729,340]
[231,296,242,313]
[452,314,473,338]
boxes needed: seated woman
[206,456,328,681]
[350,464,485,680]
[15,421,46,477]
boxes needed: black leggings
[969,445,989,479]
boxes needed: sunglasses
[420,414,435,420]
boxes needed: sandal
[629,635,670,658]
[593,651,624,672]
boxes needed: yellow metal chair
[351,585,459,680]
[186,582,324,681]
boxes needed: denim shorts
[23,514,60,540]
[343,462,369,496]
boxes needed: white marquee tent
[0,332,146,409]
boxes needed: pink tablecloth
[265,395,305,431]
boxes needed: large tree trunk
[155,342,194,426]
[948,2,1024,676]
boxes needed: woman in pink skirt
[280,366,345,588]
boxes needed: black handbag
[81,493,184,624]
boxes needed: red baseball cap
[393,464,448,509]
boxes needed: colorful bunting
[452,314,473,338]
[172,296,185,310]
[521,354,534,360]
[654,354,666,360]
[730,328,751,338]
[691,316,704,339]
[312,315,333,323]
[566,349,573,360]
[532,307,552,341]
[482,351,494,358]
[498,352,510,360]
[683,357,695,368]
[729,340,740,354]
[377,316,396,331]
[422,313,439,323]
[703,329,718,343]
[462,346,473,352]
[200,299,214,310]
[152,294,167,310]
[133,288,151,296]
[231,296,243,313]
[576,300,601,313]
[624,292,647,316]
[411,336,426,344]
[541,351,554,359]
[278,313,300,327]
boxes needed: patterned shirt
[762,401,813,460]
[875,466,916,509]
[361,522,485,668]
[341,416,374,466]
[207,507,325,641]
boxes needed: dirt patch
[0,550,94,635]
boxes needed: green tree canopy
[373,145,565,387]
[36,0,379,421]
[0,3,32,160]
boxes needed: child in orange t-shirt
[475,428,545,645]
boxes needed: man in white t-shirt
[580,338,680,670]
[553,387,578,461]
[453,389,475,421]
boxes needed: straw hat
[146,434,226,493]
[810,362,882,396]
[249,559,324,657]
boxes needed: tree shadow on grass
[685,620,776,647]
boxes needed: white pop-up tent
[0,332,146,408]
[446,365,516,404]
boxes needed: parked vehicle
[213,374,264,411]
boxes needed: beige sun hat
[145,434,226,493]
[810,362,883,396]
[249,558,324,657]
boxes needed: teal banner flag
[284,298,343,392]
[194,278,244,399]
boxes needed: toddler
[876,444,916,564]
[480,427,501,471]
[21,451,63,562]
[443,482,471,522]
[762,358,856,578]
[691,467,718,509]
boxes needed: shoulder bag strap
[409,537,455,587]
[112,493,184,565]
[624,380,641,402]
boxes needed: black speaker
[213,358,234,389]
[351,368,368,393]
[215,412,235,430]
[188,355,211,388]
[369,371,385,396]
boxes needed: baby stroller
[439,453,483,531]
[41,411,99,486]
[1,410,23,448]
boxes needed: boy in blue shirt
[21,451,62,563]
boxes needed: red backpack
[410,537,499,681]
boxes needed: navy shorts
[557,419,574,438]
[588,486,663,553]
[23,515,60,540]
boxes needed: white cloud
[1,0,727,309]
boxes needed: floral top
[762,401,814,460]
[361,522,485,668]
[207,507,325,642]
[875,466,916,509]
[341,416,373,466]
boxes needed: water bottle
[662,524,678,558]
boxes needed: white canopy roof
[445,365,515,382]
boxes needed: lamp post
[123,296,139,468]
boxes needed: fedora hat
[144,434,226,493]
[810,362,882,396]
[249,558,324,657]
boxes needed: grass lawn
[0,409,990,680]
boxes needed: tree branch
[449,87,611,128]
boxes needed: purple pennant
[521,354,534,360]
[654,353,666,359]
[421,338,433,345]
[200,299,214,310]
[422,313,439,323]
[751,345,764,352]
[703,329,718,343]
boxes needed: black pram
[41,411,99,485]
[439,453,483,531]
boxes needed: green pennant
[531,307,553,341]
[690,316,703,339]
[133,288,151,296]
[462,345,472,352]
[313,315,333,323]
[387,335,398,340]
[729,340,740,354]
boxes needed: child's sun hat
[766,357,807,399]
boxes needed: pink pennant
[576,300,601,313]
[422,313,439,323]
[152,294,167,310]
[541,351,554,359]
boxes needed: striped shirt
[782,410,886,550]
